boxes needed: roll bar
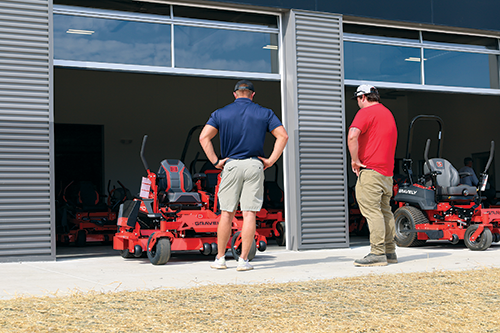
[424,138,432,173]
[403,115,444,184]
[405,115,444,160]
[483,141,495,174]
[140,135,149,171]
[180,125,204,164]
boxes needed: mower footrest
[411,229,444,239]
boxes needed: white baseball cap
[351,84,377,99]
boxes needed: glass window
[344,42,421,84]
[424,50,498,88]
[344,24,419,43]
[423,31,498,51]
[54,14,171,67]
[174,25,278,73]
[54,0,172,17]
[173,5,278,28]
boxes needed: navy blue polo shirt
[206,98,282,159]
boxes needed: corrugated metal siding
[0,0,54,261]
[294,11,347,249]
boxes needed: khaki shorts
[218,158,264,212]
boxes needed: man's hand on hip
[215,157,229,170]
[351,159,366,177]
[258,157,273,170]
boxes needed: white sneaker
[210,256,227,269]
[236,257,253,271]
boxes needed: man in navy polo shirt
[199,80,288,271]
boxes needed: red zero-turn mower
[57,180,129,246]
[113,135,269,265]
[181,125,286,246]
[394,115,500,251]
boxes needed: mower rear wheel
[394,206,428,247]
[147,234,171,265]
[464,224,492,251]
[230,231,256,261]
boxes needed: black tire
[230,231,256,261]
[120,249,134,259]
[494,233,500,243]
[147,234,171,265]
[275,222,286,246]
[394,206,428,247]
[464,224,493,251]
[75,230,87,247]
[210,242,218,256]
[200,242,211,256]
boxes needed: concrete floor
[1,236,499,300]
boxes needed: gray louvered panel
[0,239,52,248]
[1,215,50,225]
[0,221,50,229]
[292,11,346,249]
[0,228,50,237]
[0,122,49,130]
[0,0,53,261]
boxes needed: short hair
[365,91,381,103]
[235,88,253,98]
[464,157,473,165]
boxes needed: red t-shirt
[349,103,397,177]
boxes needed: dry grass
[1,268,499,333]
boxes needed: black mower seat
[158,159,201,204]
[424,158,477,198]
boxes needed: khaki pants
[355,169,396,255]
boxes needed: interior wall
[56,68,500,199]
[407,91,500,190]
[345,86,500,192]
[54,68,282,194]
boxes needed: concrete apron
[1,240,499,299]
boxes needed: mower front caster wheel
[120,249,134,259]
[464,224,492,251]
[147,233,171,265]
[230,231,256,261]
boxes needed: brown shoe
[354,253,388,267]
[386,252,398,264]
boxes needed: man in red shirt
[348,85,398,267]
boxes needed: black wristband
[214,159,220,166]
